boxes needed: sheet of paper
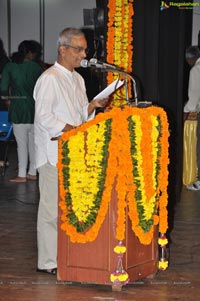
[94,79,124,100]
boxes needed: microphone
[80,58,139,106]
[80,59,90,68]
[80,58,120,70]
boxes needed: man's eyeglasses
[64,45,89,55]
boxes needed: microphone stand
[101,68,138,106]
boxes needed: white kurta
[33,62,95,270]
[34,61,94,168]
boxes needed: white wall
[192,7,200,45]
[0,0,9,52]
[44,0,96,62]
[10,0,41,50]
[0,0,96,64]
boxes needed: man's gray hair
[185,46,200,60]
[57,28,85,49]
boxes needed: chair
[0,111,13,176]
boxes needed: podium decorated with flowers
[57,105,169,290]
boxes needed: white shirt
[184,57,200,113]
[34,62,95,168]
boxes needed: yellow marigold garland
[67,122,107,224]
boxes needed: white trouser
[13,123,36,177]
[37,163,58,269]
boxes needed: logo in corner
[160,1,170,11]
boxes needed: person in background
[0,40,43,182]
[29,40,51,70]
[34,27,109,275]
[0,38,10,168]
[184,46,200,190]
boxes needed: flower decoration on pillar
[106,0,134,107]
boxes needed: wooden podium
[57,106,169,289]
[57,186,158,287]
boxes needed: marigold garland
[106,0,134,107]
[57,106,170,284]
[58,119,113,242]
[127,112,166,245]
[65,120,112,231]
[58,106,169,244]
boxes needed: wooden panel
[57,187,118,284]
[57,187,158,285]
[125,217,158,281]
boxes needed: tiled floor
[0,143,200,300]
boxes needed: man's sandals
[36,268,57,275]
